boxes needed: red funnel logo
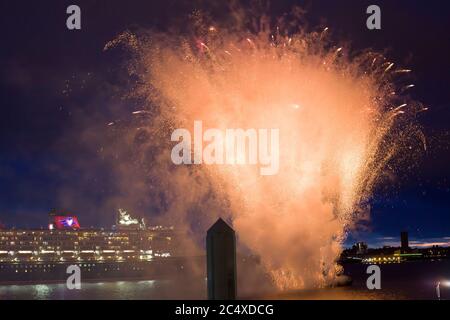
[53,216,80,230]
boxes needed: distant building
[355,242,368,255]
[401,231,409,252]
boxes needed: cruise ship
[0,209,203,284]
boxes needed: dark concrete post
[207,218,237,300]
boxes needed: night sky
[0,0,449,248]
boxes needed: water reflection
[34,285,51,300]
[0,278,206,300]
[0,281,409,300]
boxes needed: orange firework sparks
[106,9,424,291]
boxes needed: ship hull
[0,257,205,284]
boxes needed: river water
[0,260,449,300]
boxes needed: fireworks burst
[105,8,425,290]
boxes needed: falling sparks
[393,103,407,111]
[132,110,149,115]
[199,42,210,52]
[384,62,395,72]
[395,69,412,74]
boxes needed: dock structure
[206,218,237,300]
